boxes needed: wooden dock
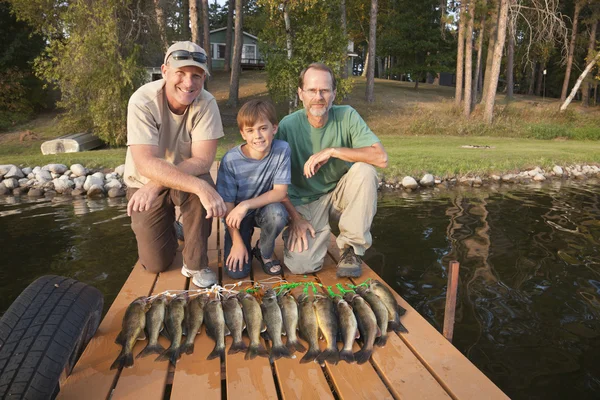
[58,164,509,400]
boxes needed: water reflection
[368,181,600,400]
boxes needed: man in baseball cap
[123,41,226,287]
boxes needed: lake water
[1,181,599,399]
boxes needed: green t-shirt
[276,105,380,205]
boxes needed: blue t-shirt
[217,139,291,206]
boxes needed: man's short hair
[298,63,337,91]
[237,100,278,130]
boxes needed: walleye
[204,298,227,360]
[278,291,306,354]
[180,293,209,355]
[297,293,321,364]
[369,279,408,333]
[111,296,150,370]
[356,285,390,347]
[136,294,167,359]
[334,296,358,364]
[261,289,292,361]
[156,293,187,365]
[314,294,339,365]
[223,295,247,355]
[345,292,378,364]
[237,291,268,360]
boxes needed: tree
[201,0,211,72]
[340,0,348,80]
[483,0,509,123]
[227,0,243,107]
[224,0,234,72]
[365,0,377,103]
[182,0,190,40]
[472,4,486,108]
[582,20,598,106]
[481,0,499,103]
[560,50,600,110]
[154,0,169,50]
[190,0,200,44]
[506,5,515,100]
[463,0,474,116]
[560,0,584,103]
[455,1,467,107]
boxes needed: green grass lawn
[2,71,600,178]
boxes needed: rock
[553,165,563,176]
[27,173,34,179]
[92,172,104,181]
[62,187,73,196]
[573,171,586,180]
[401,176,418,190]
[0,164,15,178]
[28,188,43,197]
[21,167,33,175]
[3,178,18,189]
[419,174,435,187]
[0,182,7,195]
[70,164,87,177]
[44,190,57,197]
[73,176,86,189]
[59,175,70,181]
[36,170,52,182]
[42,181,55,190]
[53,178,75,193]
[533,173,546,182]
[491,174,501,181]
[18,178,30,188]
[5,165,25,179]
[104,179,122,190]
[46,163,68,174]
[72,188,85,196]
[84,175,104,191]
[502,174,515,182]
[51,172,60,179]
[13,188,24,196]
[108,187,126,198]
[105,173,115,181]
[473,177,483,187]
[87,184,105,198]
[459,176,472,186]
[32,166,41,174]
[114,164,125,177]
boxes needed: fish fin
[270,344,292,361]
[286,339,307,354]
[374,334,388,347]
[316,348,339,365]
[281,326,286,336]
[137,330,146,341]
[299,347,321,364]
[155,347,179,365]
[228,340,248,355]
[396,304,407,316]
[353,348,372,365]
[207,344,225,360]
[136,343,166,359]
[339,350,355,364]
[224,326,231,336]
[114,331,125,346]
[355,329,360,339]
[160,327,171,341]
[179,342,194,356]
[389,320,408,333]
[261,321,267,333]
[245,343,268,360]
[182,325,187,337]
[110,349,133,370]
[261,331,272,341]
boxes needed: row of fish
[110,279,407,370]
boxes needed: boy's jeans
[224,202,288,279]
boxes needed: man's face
[161,64,205,114]
[298,68,336,118]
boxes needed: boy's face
[240,118,278,158]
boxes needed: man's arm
[304,142,388,178]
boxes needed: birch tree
[560,0,584,103]
[560,50,600,110]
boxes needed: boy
[216,100,291,278]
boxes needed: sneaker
[174,220,184,241]
[336,247,363,278]
[181,264,217,288]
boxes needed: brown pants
[127,174,213,273]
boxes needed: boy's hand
[226,202,249,229]
[226,243,248,272]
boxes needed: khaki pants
[127,174,213,273]
[283,162,378,274]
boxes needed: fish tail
[110,349,133,370]
[316,348,340,365]
[270,344,292,361]
[136,343,166,359]
[228,340,248,355]
[245,343,268,360]
[354,347,373,365]
[339,349,355,364]
[207,344,225,360]
[374,334,388,347]
[389,320,409,333]
[286,339,307,354]
[300,347,321,364]
[179,342,195,356]
[155,347,180,365]
[396,304,407,316]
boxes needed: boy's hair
[298,63,337,91]
[237,100,278,130]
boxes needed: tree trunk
[483,0,509,124]
[224,0,234,72]
[365,0,377,103]
[376,56,383,79]
[594,82,599,106]
[463,0,474,117]
[227,0,243,107]
[341,0,348,79]
[472,12,485,108]
[527,60,536,95]
[182,0,190,40]
[190,0,199,44]
[201,0,211,71]
[560,51,600,111]
[506,17,515,99]
[440,0,446,38]
[560,0,583,103]
[455,1,466,107]
[582,21,598,106]
[481,0,500,102]
[362,47,369,77]
[282,1,296,113]
[154,0,169,51]
[535,61,545,96]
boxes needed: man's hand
[304,148,334,178]
[127,182,163,216]
[196,182,227,218]
[226,242,248,272]
[226,202,249,229]
[287,217,316,252]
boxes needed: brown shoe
[336,247,362,278]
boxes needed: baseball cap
[164,41,210,76]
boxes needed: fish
[345,292,378,364]
[204,298,227,360]
[111,296,150,370]
[136,294,167,359]
[356,285,390,347]
[334,296,358,364]
[223,295,247,355]
[156,293,187,365]
[237,291,268,360]
[369,279,408,333]
[180,293,209,355]
[297,293,321,364]
[314,294,339,365]
[261,289,292,361]
[278,291,306,354]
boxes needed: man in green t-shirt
[276,63,388,277]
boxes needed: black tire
[0,275,103,400]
